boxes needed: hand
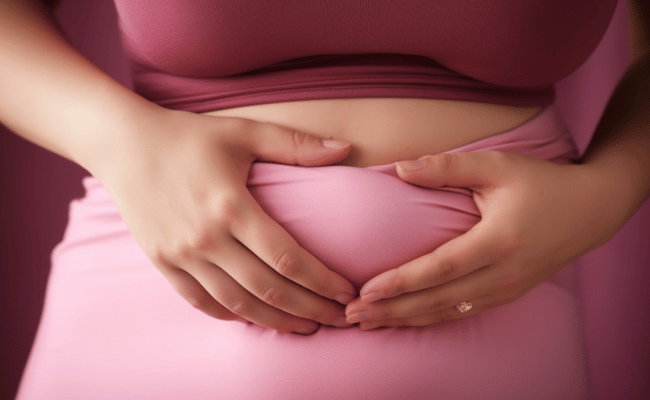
[94,107,357,334]
[345,151,623,329]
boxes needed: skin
[1,0,358,335]
[345,6,650,329]
[206,98,543,168]
[1,0,648,335]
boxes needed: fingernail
[346,311,371,324]
[335,293,354,305]
[360,291,383,303]
[360,321,381,331]
[345,303,364,315]
[294,325,319,335]
[333,316,353,328]
[396,159,424,171]
[322,139,350,149]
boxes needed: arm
[580,0,650,235]
[1,0,357,333]
[346,0,650,328]
[0,0,153,172]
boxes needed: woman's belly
[19,104,586,400]
[205,97,574,289]
[203,98,543,167]
[17,101,587,399]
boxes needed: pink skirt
[18,105,588,399]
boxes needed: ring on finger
[454,301,473,313]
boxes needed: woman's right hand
[0,0,355,335]
[92,107,357,335]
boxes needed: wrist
[575,154,648,248]
[581,133,650,212]
[73,90,168,180]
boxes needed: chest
[114,0,618,86]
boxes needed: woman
[2,0,649,398]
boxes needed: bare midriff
[204,98,543,167]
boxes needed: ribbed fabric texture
[112,0,618,111]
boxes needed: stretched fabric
[17,106,589,399]
[114,0,618,111]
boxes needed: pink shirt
[112,0,618,111]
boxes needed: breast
[114,0,618,86]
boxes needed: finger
[361,289,520,329]
[360,301,480,330]
[358,222,498,302]
[360,272,532,329]
[187,258,321,335]
[161,266,238,321]
[359,295,490,330]
[231,193,358,305]
[347,264,494,324]
[240,121,352,167]
[209,236,352,328]
[395,151,506,189]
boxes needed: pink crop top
[112,0,619,112]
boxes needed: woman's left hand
[345,151,625,329]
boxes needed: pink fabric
[555,0,650,397]
[18,106,589,399]
[129,54,555,112]
[113,0,619,111]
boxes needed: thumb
[246,122,352,167]
[395,151,500,189]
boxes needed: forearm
[579,49,650,224]
[0,0,160,173]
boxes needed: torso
[120,0,617,167]
[204,98,543,167]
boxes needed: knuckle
[187,229,216,253]
[212,193,243,228]
[226,299,252,317]
[291,130,316,166]
[272,250,302,278]
[430,152,455,174]
[431,258,459,285]
[149,248,169,267]
[291,130,309,148]
[425,294,450,314]
[309,278,333,297]
[260,286,289,309]
[171,241,194,261]
[386,270,410,296]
